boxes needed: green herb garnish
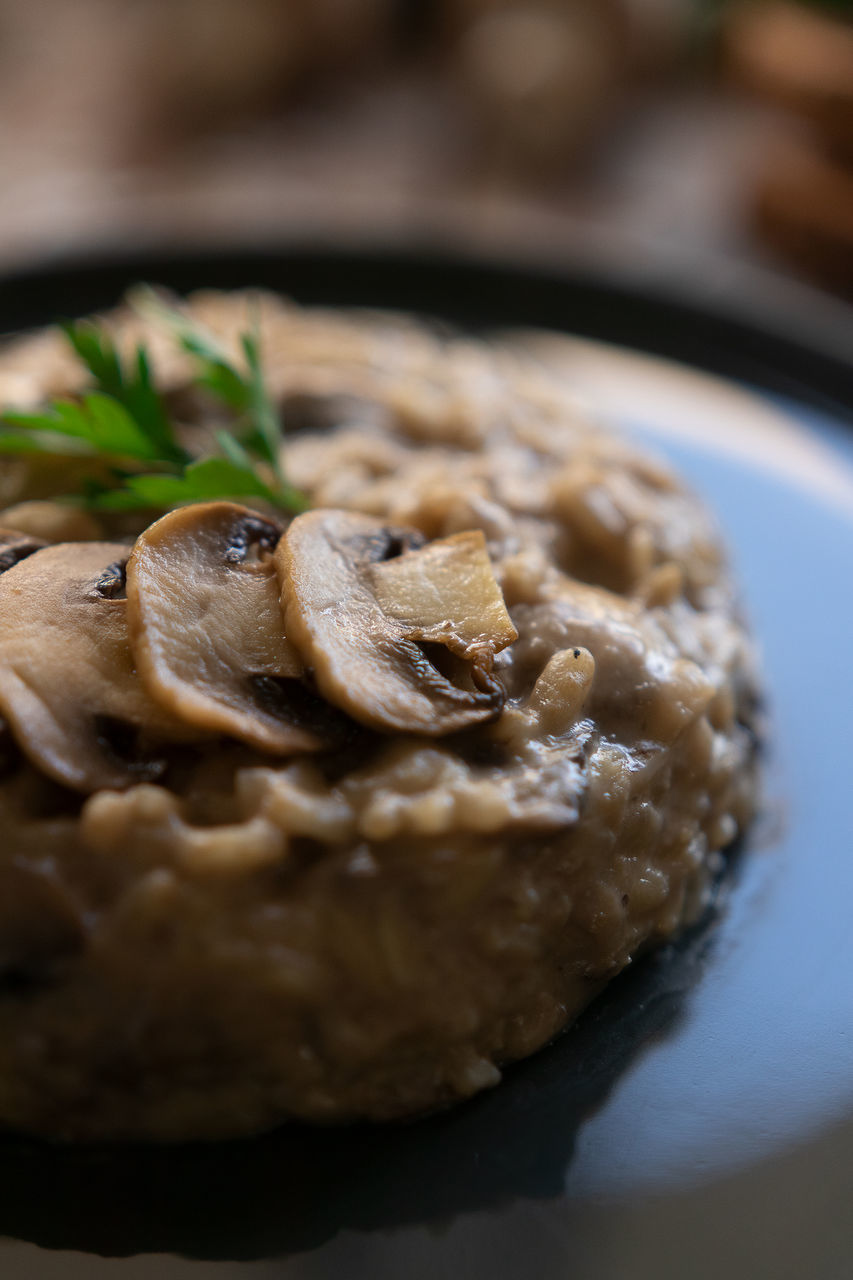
[0,291,307,516]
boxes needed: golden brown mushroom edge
[0,293,761,1143]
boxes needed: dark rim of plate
[0,242,851,420]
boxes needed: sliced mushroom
[126,503,323,754]
[0,542,200,792]
[372,529,519,659]
[277,509,517,735]
[0,527,46,575]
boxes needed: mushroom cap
[372,529,519,660]
[0,528,47,779]
[0,541,198,792]
[126,502,322,754]
[0,527,46,575]
[277,509,517,736]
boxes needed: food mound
[0,293,760,1142]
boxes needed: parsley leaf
[90,458,280,512]
[3,394,165,461]
[129,287,287,473]
[62,321,186,464]
[0,291,307,518]
[241,330,281,470]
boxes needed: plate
[1,247,852,1280]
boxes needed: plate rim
[0,240,850,422]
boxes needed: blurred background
[0,0,852,306]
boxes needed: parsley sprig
[0,290,307,516]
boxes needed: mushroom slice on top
[0,527,46,575]
[277,509,518,735]
[372,529,519,659]
[126,503,322,754]
[0,543,198,792]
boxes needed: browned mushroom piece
[0,542,200,793]
[126,502,324,754]
[277,509,518,735]
[0,527,46,575]
[0,532,41,786]
[372,528,519,659]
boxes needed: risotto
[0,293,760,1141]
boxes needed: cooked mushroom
[372,529,519,660]
[277,509,517,735]
[0,527,46,575]
[0,542,199,792]
[126,503,323,754]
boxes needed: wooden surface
[1,61,850,353]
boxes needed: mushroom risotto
[0,292,760,1141]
